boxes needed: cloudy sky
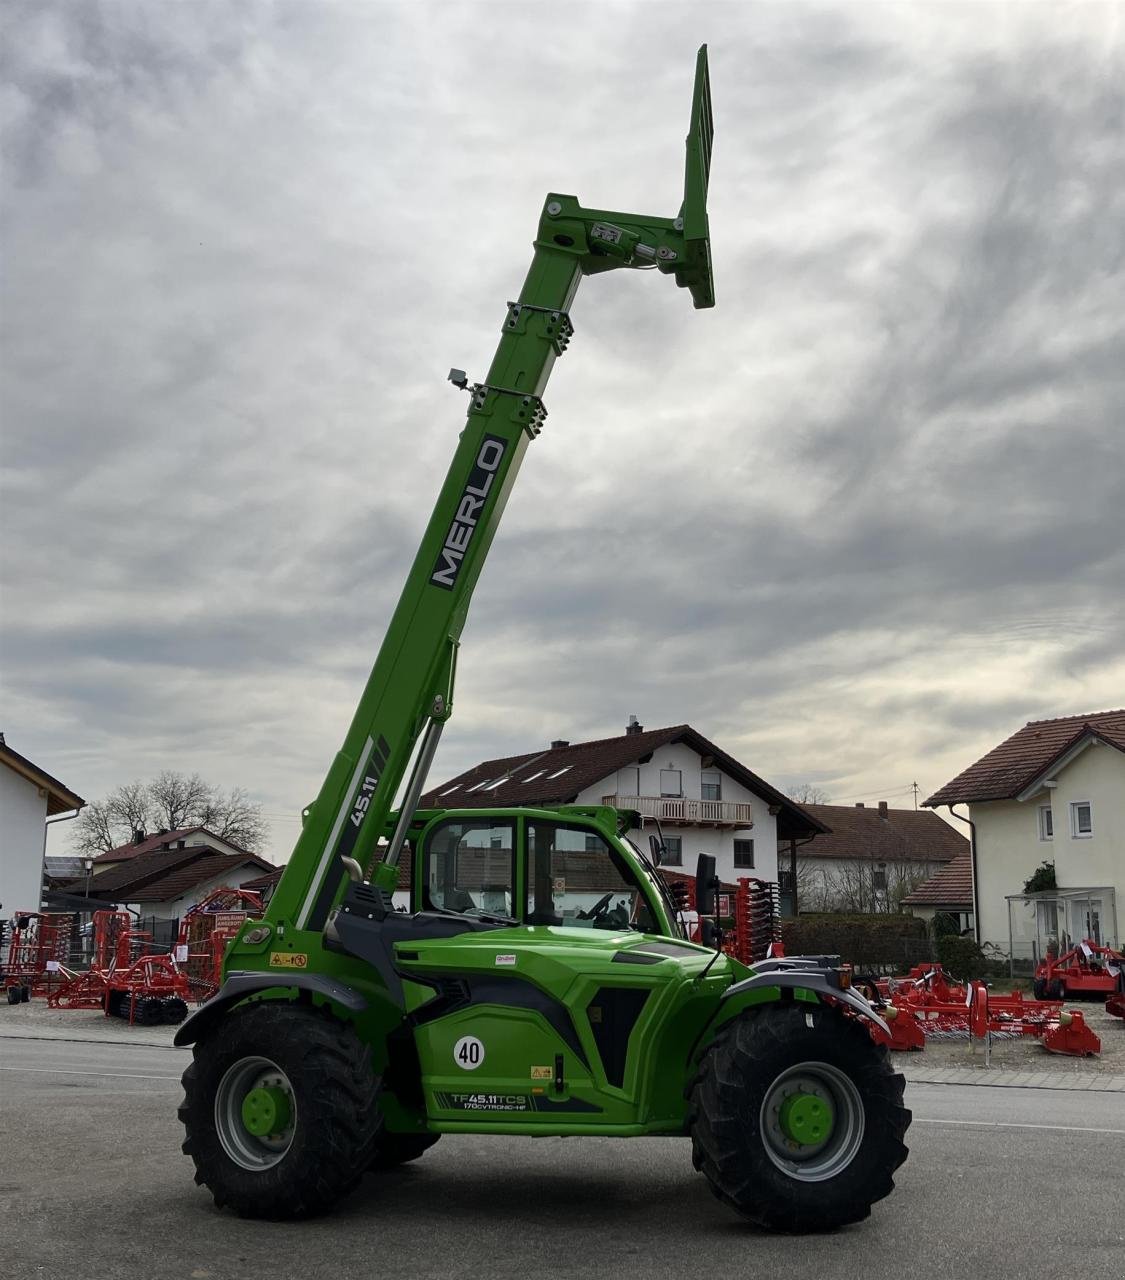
[3,1,1123,861]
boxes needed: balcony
[601,794,752,828]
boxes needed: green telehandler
[176,47,910,1232]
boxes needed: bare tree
[148,770,213,831]
[818,859,931,914]
[196,785,268,852]
[787,783,830,805]
[70,771,268,854]
[106,779,151,836]
[71,799,117,855]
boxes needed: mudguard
[173,970,367,1047]
[723,969,891,1038]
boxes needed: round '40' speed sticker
[453,1035,485,1070]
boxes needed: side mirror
[695,853,717,917]
[648,834,663,867]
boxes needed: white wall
[971,742,1125,949]
[0,765,48,918]
[575,740,777,886]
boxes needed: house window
[1038,806,1053,841]
[701,770,722,802]
[873,864,888,892]
[662,836,683,867]
[660,769,682,797]
[733,839,754,869]
[585,834,600,853]
[778,867,794,893]
[1070,801,1093,838]
[617,767,640,796]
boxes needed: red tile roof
[128,854,275,904]
[902,853,974,907]
[924,709,1125,807]
[419,725,826,840]
[94,826,256,862]
[94,827,204,862]
[71,844,275,902]
[798,804,967,863]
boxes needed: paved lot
[2,1036,1124,1280]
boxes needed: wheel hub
[778,1090,833,1146]
[241,1085,292,1137]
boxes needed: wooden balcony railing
[601,795,752,827]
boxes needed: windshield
[624,835,683,935]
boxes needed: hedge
[782,913,929,971]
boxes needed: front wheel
[179,1001,382,1218]
[689,1002,911,1232]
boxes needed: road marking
[915,1117,1125,1135]
[0,1066,180,1082]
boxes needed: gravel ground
[0,999,180,1046]
[890,1002,1124,1075]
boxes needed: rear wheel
[689,1002,910,1232]
[1032,977,1048,1000]
[179,1002,381,1218]
[370,1132,440,1170]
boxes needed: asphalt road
[2,1037,1123,1280]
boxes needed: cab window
[421,818,515,917]
[526,821,656,932]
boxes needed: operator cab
[415,812,659,934]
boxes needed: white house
[415,719,825,913]
[0,734,84,920]
[925,709,1124,960]
[796,802,968,916]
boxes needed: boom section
[266,47,715,936]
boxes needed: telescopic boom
[269,46,715,935]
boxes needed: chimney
[625,715,643,736]
[550,739,570,749]
[133,828,147,844]
[854,802,864,809]
[878,801,888,818]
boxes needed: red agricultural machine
[3,911,75,1003]
[174,886,263,1000]
[864,963,1101,1057]
[40,888,263,1026]
[1033,939,1124,1001]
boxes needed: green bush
[1023,861,1056,893]
[932,911,961,939]
[935,934,992,982]
[782,913,928,971]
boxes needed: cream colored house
[925,709,1124,962]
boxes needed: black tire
[1047,979,1064,1000]
[1032,978,1048,1001]
[370,1132,440,1170]
[6,986,19,1005]
[20,985,31,1003]
[688,1002,911,1232]
[136,996,164,1026]
[178,1001,382,1219]
[162,997,189,1025]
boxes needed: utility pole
[912,781,920,810]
